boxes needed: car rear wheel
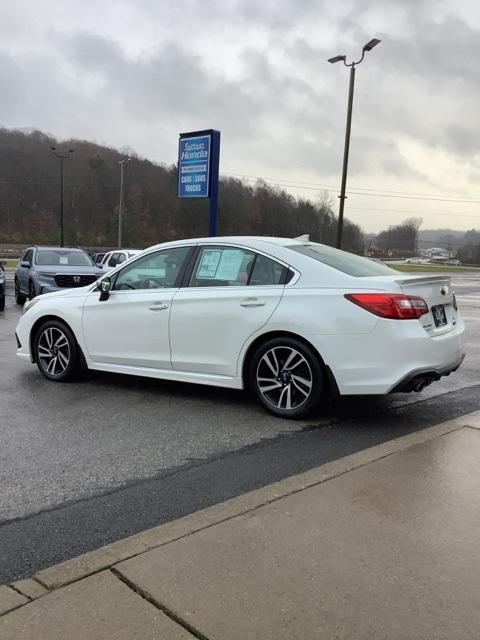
[249,337,324,419]
[34,320,79,381]
[15,280,26,305]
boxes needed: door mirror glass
[98,277,111,301]
[21,260,31,268]
[100,278,111,292]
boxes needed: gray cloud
[0,0,479,232]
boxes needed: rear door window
[189,247,255,287]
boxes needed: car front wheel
[34,320,79,381]
[249,337,324,419]
[15,280,26,305]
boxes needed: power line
[227,172,480,204]
[347,206,480,219]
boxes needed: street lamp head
[363,38,381,52]
[328,54,346,64]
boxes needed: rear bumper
[389,353,465,393]
[309,314,466,396]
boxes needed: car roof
[145,236,305,252]
[32,245,84,251]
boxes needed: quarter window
[113,247,190,290]
[249,254,287,286]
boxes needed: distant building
[420,247,453,259]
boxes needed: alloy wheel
[37,327,71,376]
[256,346,313,411]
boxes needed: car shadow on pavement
[80,368,404,427]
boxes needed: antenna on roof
[293,234,310,244]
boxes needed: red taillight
[344,293,429,320]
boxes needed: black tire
[249,337,324,419]
[28,280,36,300]
[33,320,79,382]
[15,280,26,305]
[0,294,4,311]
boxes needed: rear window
[288,244,397,277]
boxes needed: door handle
[148,302,169,311]
[240,297,266,307]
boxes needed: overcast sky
[1,0,480,233]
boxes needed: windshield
[35,249,94,267]
[288,244,397,277]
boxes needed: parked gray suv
[15,246,104,304]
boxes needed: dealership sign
[178,129,221,235]
[178,134,211,198]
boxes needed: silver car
[15,246,104,303]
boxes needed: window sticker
[197,250,222,278]
[215,250,245,281]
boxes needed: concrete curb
[2,409,480,615]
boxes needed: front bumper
[38,283,62,295]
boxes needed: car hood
[33,265,104,276]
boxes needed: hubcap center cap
[278,370,291,385]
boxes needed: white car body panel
[82,288,176,369]
[15,236,465,397]
[170,285,283,376]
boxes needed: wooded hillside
[0,128,364,252]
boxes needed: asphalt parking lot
[1,271,480,582]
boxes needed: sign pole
[208,130,220,236]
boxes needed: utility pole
[118,158,130,248]
[49,146,75,247]
[328,38,381,249]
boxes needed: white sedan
[15,236,465,419]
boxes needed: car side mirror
[21,260,31,268]
[95,262,103,269]
[98,277,112,301]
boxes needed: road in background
[1,271,479,582]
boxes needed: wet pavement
[1,271,479,582]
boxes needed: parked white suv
[97,249,142,272]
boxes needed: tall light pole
[328,38,381,249]
[117,158,130,248]
[50,146,75,247]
